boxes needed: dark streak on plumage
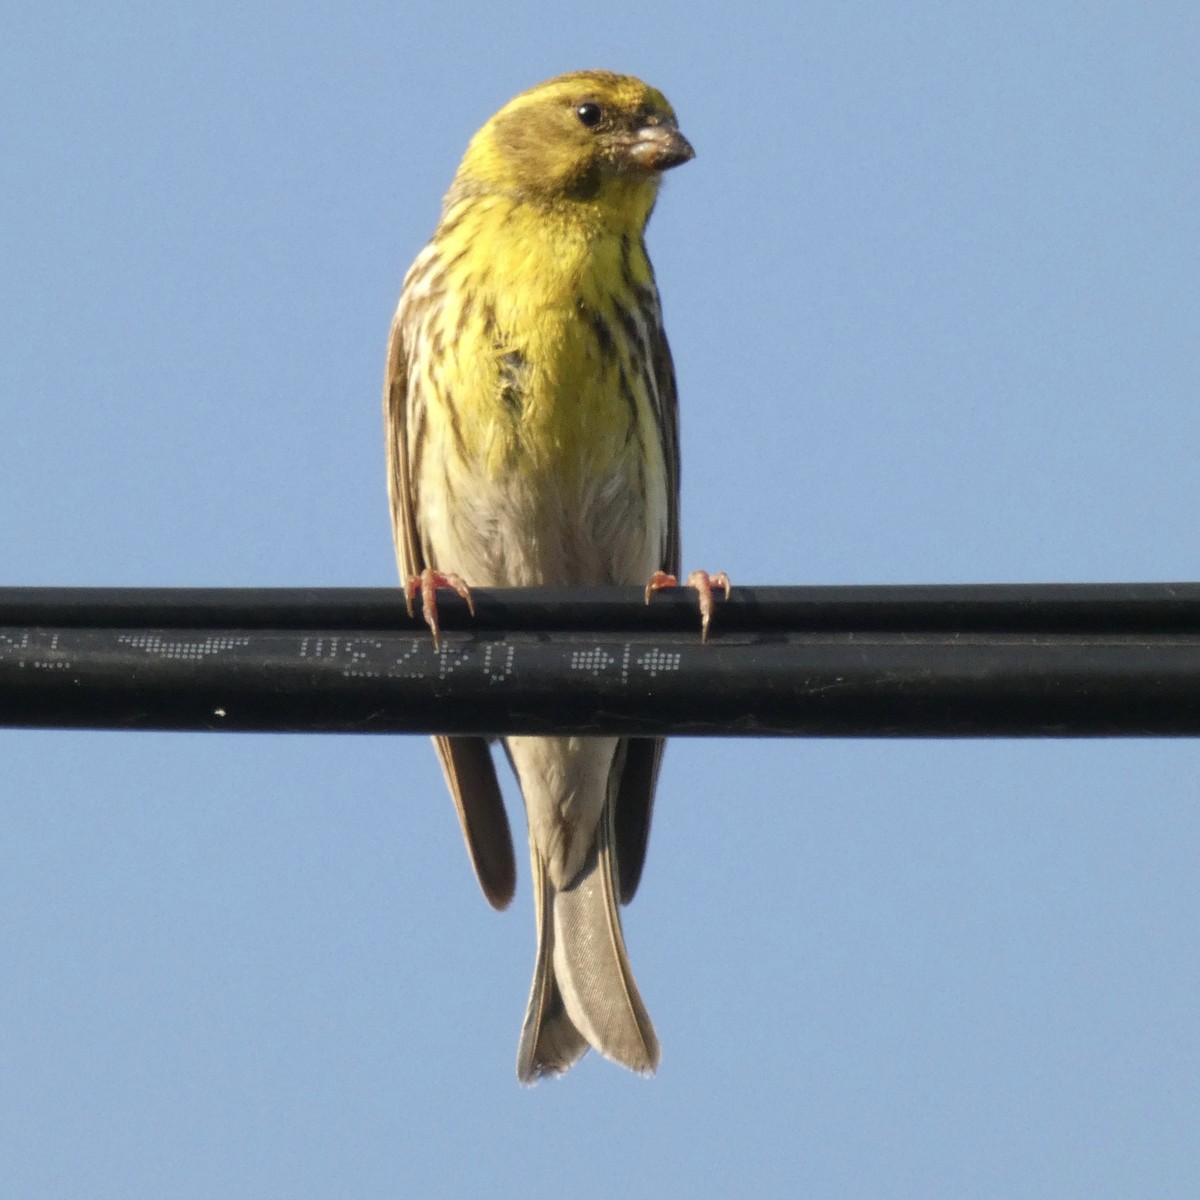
[407,399,426,533]
[421,271,447,308]
[612,300,646,362]
[403,256,434,294]
[441,387,469,461]
[587,306,617,364]
[615,359,640,436]
[429,325,446,367]
[619,233,639,295]
[499,348,526,418]
[453,294,475,346]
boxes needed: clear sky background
[3,2,1198,1196]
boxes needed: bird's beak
[625,124,695,172]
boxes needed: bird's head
[450,71,693,230]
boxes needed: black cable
[3,584,1200,736]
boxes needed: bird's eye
[575,102,603,128]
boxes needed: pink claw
[644,569,731,643]
[404,568,475,648]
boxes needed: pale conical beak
[626,124,695,172]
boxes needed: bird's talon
[643,568,731,642]
[403,578,419,620]
[403,568,475,649]
[643,570,677,604]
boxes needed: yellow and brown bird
[383,71,694,1081]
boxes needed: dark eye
[575,102,603,128]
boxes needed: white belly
[421,450,664,589]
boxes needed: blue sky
[3,2,1198,1196]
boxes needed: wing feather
[612,289,680,904]
[384,306,517,910]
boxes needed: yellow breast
[402,193,669,586]
[459,200,650,442]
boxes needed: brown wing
[384,309,516,911]
[612,287,681,905]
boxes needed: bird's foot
[404,569,475,649]
[644,569,731,643]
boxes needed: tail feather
[517,850,588,1082]
[516,801,659,1082]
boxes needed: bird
[383,70,698,1081]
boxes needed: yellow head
[448,70,693,231]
